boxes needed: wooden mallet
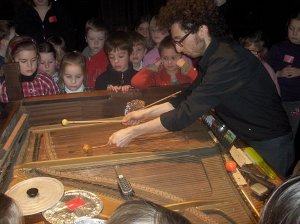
[61,118,122,126]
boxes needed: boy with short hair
[130,32,147,71]
[95,31,137,92]
[82,17,109,88]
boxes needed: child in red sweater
[82,17,109,89]
[131,35,198,89]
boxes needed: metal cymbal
[5,177,64,216]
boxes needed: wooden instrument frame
[0,87,277,224]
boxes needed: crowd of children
[0,13,201,104]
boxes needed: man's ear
[197,25,209,37]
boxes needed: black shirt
[95,64,137,90]
[161,38,290,141]
[14,3,76,50]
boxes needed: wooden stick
[90,144,108,149]
[67,119,122,124]
[144,90,181,109]
[82,144,108,153]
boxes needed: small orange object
[225,161,237,172]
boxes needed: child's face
[62,64,84,91]
[288,19,300,45]
[150,19,168,46]
[160,47,181,74]
[86,30,106,56]
[38,52,57,76]
[14,50,38,76]
[108,49,130,72]
[150,27,169,46]
[136,22,150,38]
[130,44,147,66]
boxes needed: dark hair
[130,32,147,48]
[38,41,56,58]
[134,14,152,30]
[158,0,228,37]
[47,36,66,51]
[106,200,191,224]
[158,35,175,55]
[104,31,132,55]
[0,193,23,224]
[0,20,14,40]
[288,10,300,25]
[258,175,300,224]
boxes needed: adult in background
[14,0,76,51]
[108,0,294,177]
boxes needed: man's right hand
[122,110,146,126]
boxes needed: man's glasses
[173,31,192,47]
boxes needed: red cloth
[0,72,60,103]
[85,49,109,88]
[131,67,198,89]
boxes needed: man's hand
[108,126,137,147]
[107,85,133,92]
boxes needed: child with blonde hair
[0,36,60,103]
[82,17,109,89]
[59,51,87,93]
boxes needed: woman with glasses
[108,0,294,177]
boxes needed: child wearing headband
[0,36,60,103]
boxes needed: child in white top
[59,51,87,93]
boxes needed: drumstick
[144,90,181,109]
[61,118,122,126]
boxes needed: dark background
[0,0,299,50]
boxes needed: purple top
[267,40,300,101]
